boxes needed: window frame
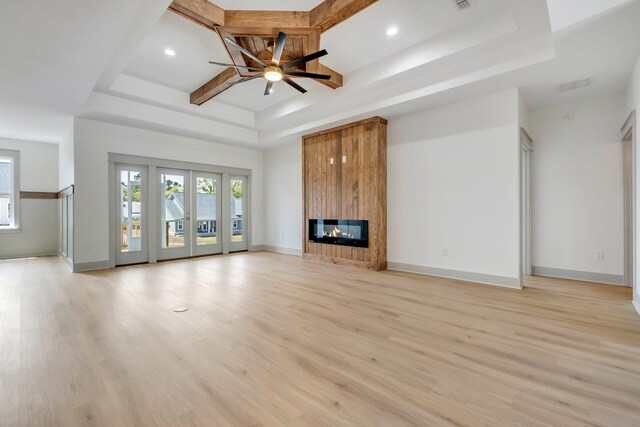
[0,149,20,231]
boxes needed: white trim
[108,153,251,177]
[256,245,303,256]
[73,260,111,272]
[387,262,522,289]
[58,252,73,270]
[0,251,57,260]
[0,227,21,234]
[633,296,640,316]
[532,266,624,285]
[0,149,20,230]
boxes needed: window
[0,150,19,229]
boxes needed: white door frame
[520,128,533,278]
[192,171,223,257]
[622,111,636,288]
[229,174,250,253]
[157,168,191,261]
[114,163,149,266]
[109,154,253,267]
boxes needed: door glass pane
[120,170,142,253]
[231,178,244,242]
[161,173,185,248]
[196,176,217,246]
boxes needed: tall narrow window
[0,150,19,229]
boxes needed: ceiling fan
[209,32,331,96]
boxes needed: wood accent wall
[302,117,387,271]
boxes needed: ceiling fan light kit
[264,66,283,82]
[170,1,379,105]
[211,32,331,96]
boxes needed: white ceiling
[2,0,640,145]
[320,0,511,74]
[124,12,228,94]
[547,0,635,32]
[520,0,640,108]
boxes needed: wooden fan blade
[223,37,268,67]
[264,81,274,96]
[209,61,263,71]
[285,71,331,80]
[281,50,328,70]
[282,76,307,94]
[271,32,287,66]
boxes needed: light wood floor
[2,252,640,426]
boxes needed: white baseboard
[73,260,111,273]
[532,266,623,286]
[256,245,303,256]
[0,251,57,261]
[387,262,522,289]
[58,252,73,270]
[633,296,640,316]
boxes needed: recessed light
[164,48,176,56]
[269,88,274,93]
[386,27,398,37]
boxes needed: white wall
[387,89,521,284]
[264,141,302,253]
[518,90,532,133]
[0,138,58,258]
[626,56,640,308]
[530,95,625,281]
[263,89,522,286]
[58,119,74,190]
[73,118,265,265]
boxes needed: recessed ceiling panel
[123,11,228,93]
[320,0,508,74]
[215,76,330,112]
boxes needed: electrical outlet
[596,251,605,260]
[441,248,448,256]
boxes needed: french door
[229,175,248,252]
[115,164,148,266]
[113,162,246,264]
[158,169,191,260]
[192,172,222,256]
[158,169,223,260]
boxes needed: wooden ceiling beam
[224,11,310,28]
[190,67,240,105]
[169,0,225,29]
[309,0,379,32]
[315,64,343,89]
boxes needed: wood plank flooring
[1,252,640,426]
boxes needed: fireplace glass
[309,219,369,248]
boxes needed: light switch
[330,158,334,165]
[342,155,347,163]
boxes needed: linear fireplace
[309,219,369,248]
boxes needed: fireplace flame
[323,226,353,239]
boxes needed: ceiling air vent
[558,78,591,92]
[454,0,473,9]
